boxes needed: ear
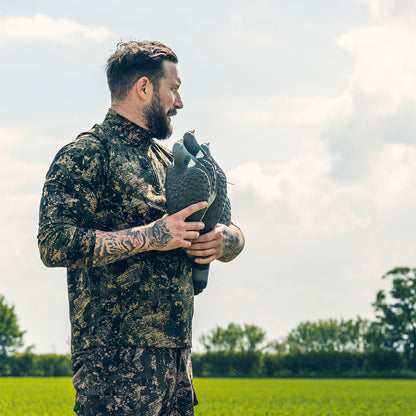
[135,77,153,101]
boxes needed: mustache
[167,109,177,117]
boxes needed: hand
[185,224,227,264]
[147,201,207,251]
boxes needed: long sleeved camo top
[38,109,194,354]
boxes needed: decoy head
[172,141,197,167]
[183,131,204,159]
[200,143,212,158]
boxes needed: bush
[192,352,262,377]
[7,352,72,377]
[193,350,409,378]
[362,350,403,372]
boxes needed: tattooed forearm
[146,220,173,249]
[92,228,148,267]
[218,223,245,263]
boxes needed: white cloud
[0,14,115,43]
[358,0,416,21]
[0,128,24,150]
[225,0,416,134]
[228,137,416,269]
[226,93,354,127]
[368,143,416,210]
[0,194,40,271]
[1,193,41,218]
[0,152,46,191]
[337,17,416,116]
[225,14,274,47]
[228,141,370,235]
[0,150,46,274]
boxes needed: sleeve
[37,136,107,268]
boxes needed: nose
[174,92,183,109]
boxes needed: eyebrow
[161,76,181,89]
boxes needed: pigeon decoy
[165,131,231,294]
[200,142,232,227]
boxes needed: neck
[110,99,148,130]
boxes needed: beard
[143,93,175,140]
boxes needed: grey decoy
[165,131,231,294]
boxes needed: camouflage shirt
[38,109,194,354]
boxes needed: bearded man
[38,40,244,416]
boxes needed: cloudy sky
[1,0,416,354]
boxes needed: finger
[184,221,205,231]
[190,234,223,248]
[194,254,217,264]
[191,231,218,243]
[187,248,217,257]
[184,231,201,240]
[188,241,218,250]
[177,201,208,220]
[177,239,192,248]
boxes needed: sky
[1,0,416,354]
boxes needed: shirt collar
[102,108,154,149]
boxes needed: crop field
[1,378,416,415]
[0,378,74,416]
[194,379,416,415]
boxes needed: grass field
[1,378,416,415]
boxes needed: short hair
[106,40,178,101]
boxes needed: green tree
[369,267,416,369]
[200,323,244,352]
[242,324,267,352]
[200,323,266,353]
[266,338,288,354]
[286,317,370,353]
[0,294,25,374]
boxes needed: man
[38,40,244,415]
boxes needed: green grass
[194,378,416,415]
[0,378,75,416]
[1,378,416,415]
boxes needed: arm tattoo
[93,228,147,267]
[218,223,245,263]
[147,220,173,249]
[92,219,175,267]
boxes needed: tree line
[1,267,415,377]
[193,267,416,377]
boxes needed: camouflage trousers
[72,347,198,416]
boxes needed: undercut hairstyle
[106,40,178,101]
